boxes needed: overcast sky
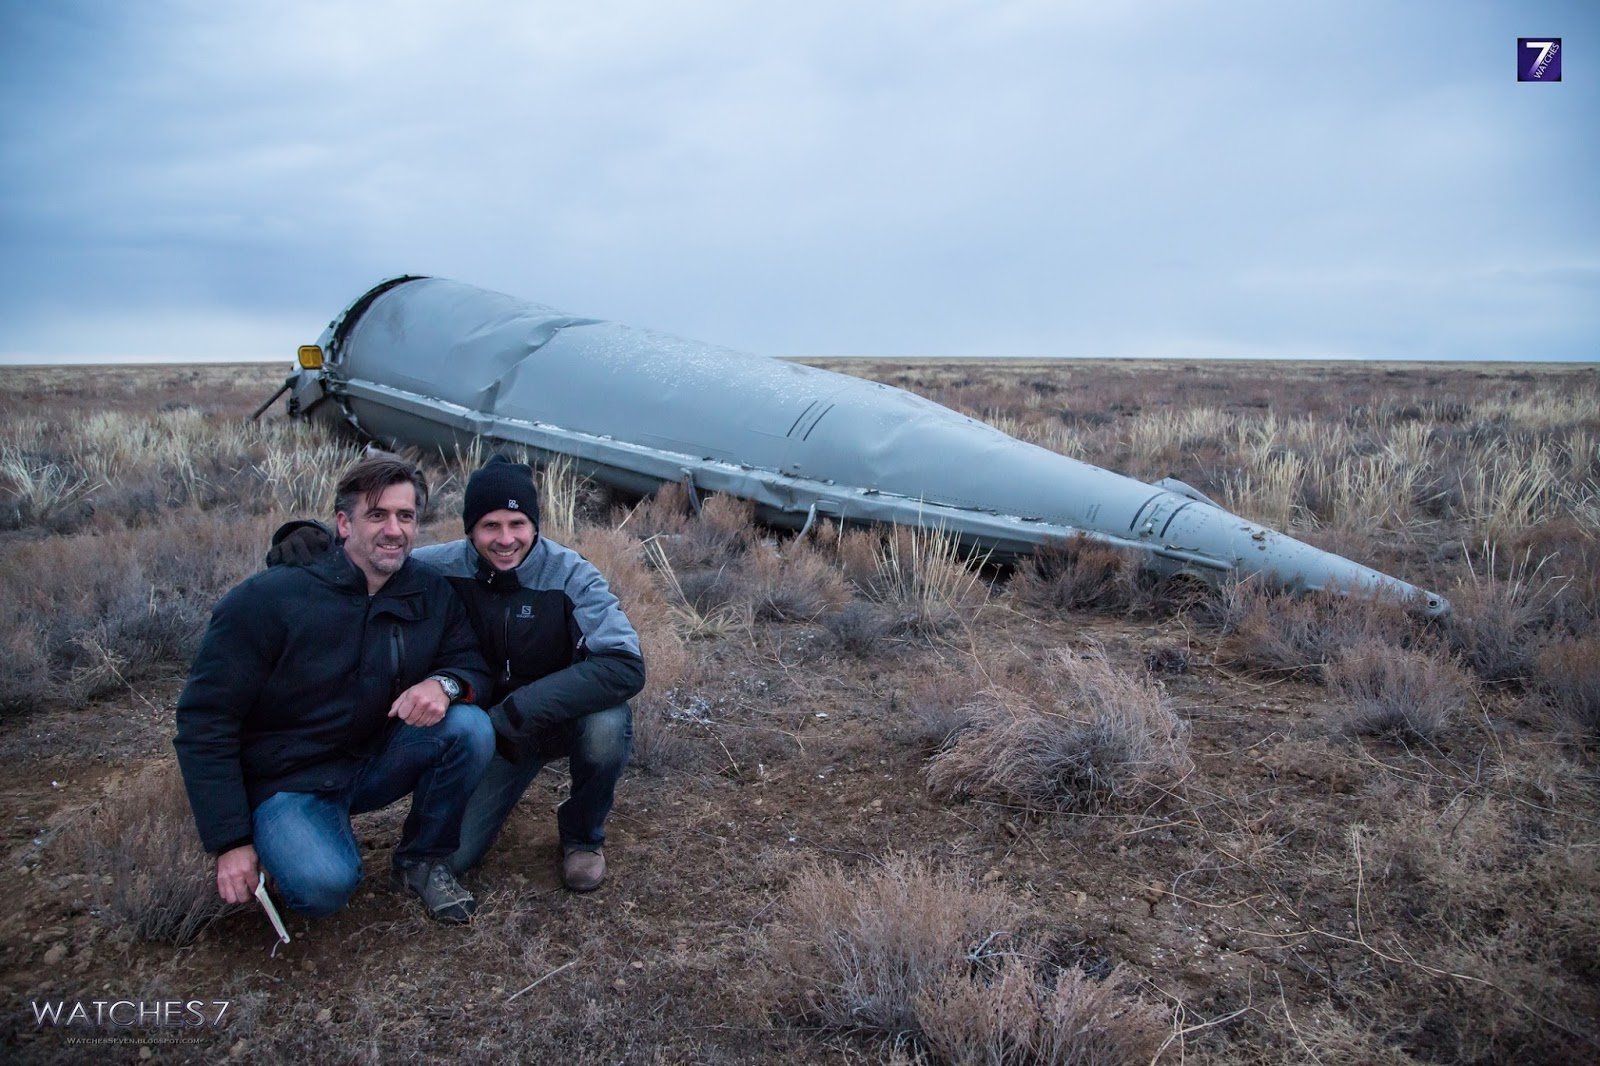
[1,1,1595,363]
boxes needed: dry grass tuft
[1535,636,1600,741]
[821,601,895,657]
[1007,534,1140,614]
[894,669,985,752]
[625,485,755,571]
[1445,548,1568,684]
[915,956,1167,1066]
[1360,794,1600,1061]
[1507,519,1600,635]
[867,525,990,637]
[535,457,584,544]
[772,856,1018,1038]
[742,538,851,623]
[1327,642,1475,740]
[1217,583,1415,679]
[0,446,100,533]
[642,537,754,640]
[818,522,989,635]
[0,513,267,711]
[82,763,237,944]
[773,856,1165,1063]
[927,646,1190,811]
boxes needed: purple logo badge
[1518,38,1562,82]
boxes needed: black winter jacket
[174,548,491,854]
[410,536,646,762]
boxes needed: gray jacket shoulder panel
[537,537,642,662]
[410,538,479,578]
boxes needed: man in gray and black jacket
[272,454,644,891]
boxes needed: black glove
[265,520,334,567]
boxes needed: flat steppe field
[1,359,1596,1064]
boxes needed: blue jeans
[450,703,632,874]
[252,705,495,917]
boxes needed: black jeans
[449,703,632,873]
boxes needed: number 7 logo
[1518,38,1562,82]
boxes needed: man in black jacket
[271,455,645,891]
[419,456,644,892]
[175,453,494,924]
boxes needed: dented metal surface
[280,276,1450,616]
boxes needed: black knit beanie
[463,454,540,533]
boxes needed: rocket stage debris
[269,276,1449,617]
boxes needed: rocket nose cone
[1418,591,1451,618]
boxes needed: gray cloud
[1,0,1595,362]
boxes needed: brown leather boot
[562,848,606,892]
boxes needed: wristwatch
[428,674,462,702]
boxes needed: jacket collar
[470,533,546,592]
[311,545,424,600]
[474,549,524,592]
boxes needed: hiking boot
[562,848,606,892]
[393,860,477,923]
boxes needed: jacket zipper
[500,605,513,686]
[390,624,405,699]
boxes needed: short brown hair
[333,451,429,520]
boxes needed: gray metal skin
[283,276,1449,617]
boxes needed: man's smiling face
[337,481,418,591]
[470,508,536,571]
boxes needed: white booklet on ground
[255,873,291,944]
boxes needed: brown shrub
[742,539,851,623]
[1445,554,1566,684]
[1535,636,1600,740]
[915,956,1167,1065]
[1007,534,1139,614]
[894,668,985,752]
[1143,643,1192,675]
[0,513,268,708]
[1361,797,1600,1061]
[1219,584,1415,679]
[1327,642,1475,740]
[699,492,758,548]
[673,565,748,614]
[833,526,881,592]
[82,763,237,944]
[927,646,1190,811]
[0,619,49,714]
[626,485,755,571]
[821,601,895,658]
[771,856,1018,1038]
[1271,1003,1438,1065]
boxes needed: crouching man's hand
[217,844,259,905]
[389,678,450,727]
